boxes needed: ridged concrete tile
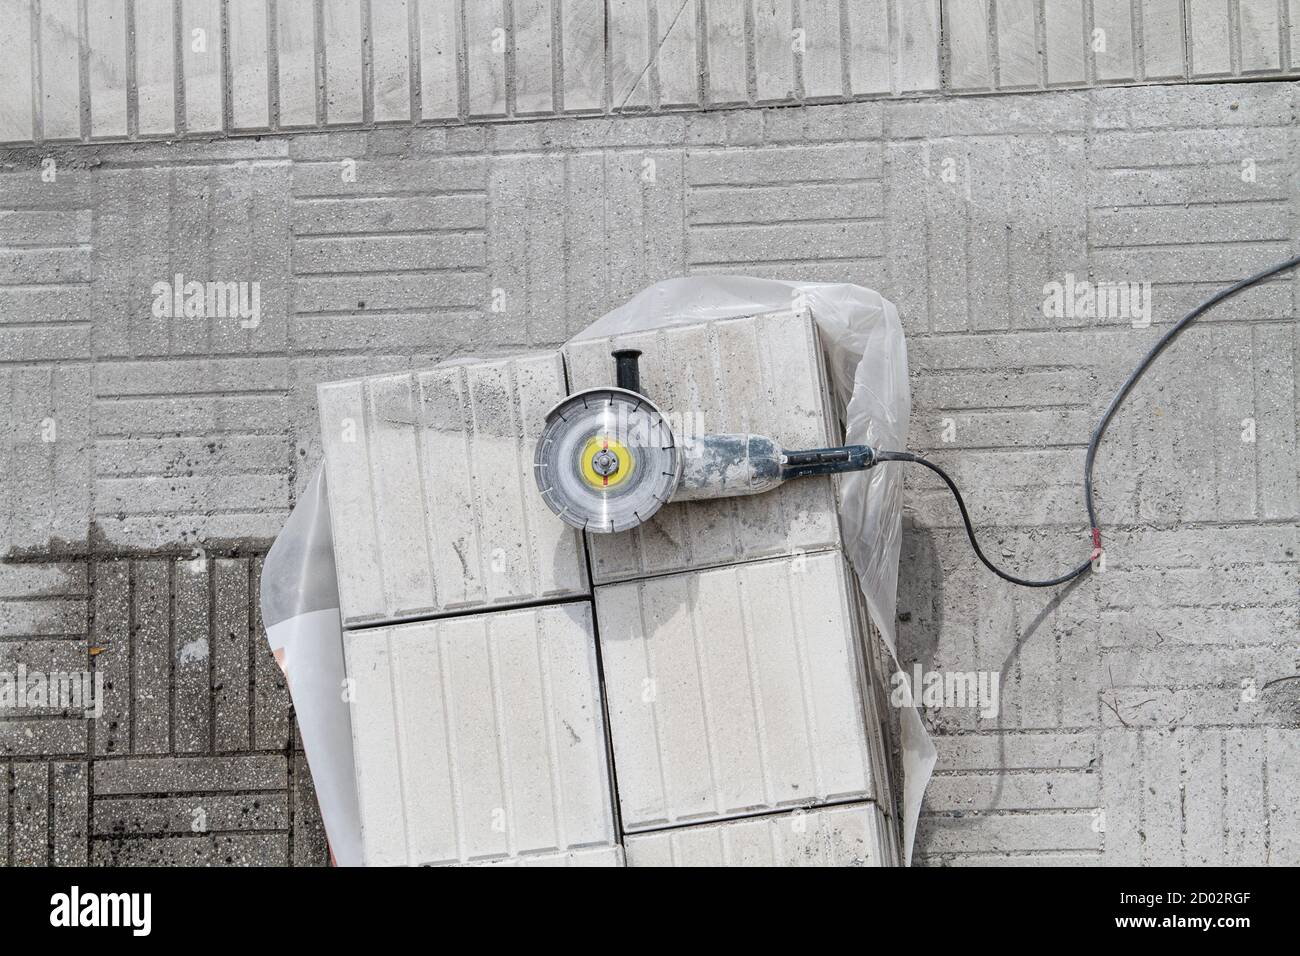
[0,562,89,767]
[0,0,35,142]
[319,352,589,627]
[625,802,892,866]
[3,0,1298,145]
[344,603,617,866]
[0,169,94,555]
[595,552,879,831]
[90,557,290,758]
[565,309,841,584]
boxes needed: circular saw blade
[534,387,681,533]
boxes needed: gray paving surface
[0,557,328,865]
[4,0,1300,144]
[0,78,1297,865]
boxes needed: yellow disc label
[579,435,635,489]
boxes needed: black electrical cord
[875,252,1300,588]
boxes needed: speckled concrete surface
[1,78,1297,865]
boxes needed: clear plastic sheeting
[259,468,362,867]
[577,277,934,863]
[262,276,932,866]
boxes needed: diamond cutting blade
[533,387,682,533]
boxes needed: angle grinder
[533,349,878,533]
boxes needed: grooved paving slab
[0,557,320,867]
[91,557,291,758]
[344,603,618,866]
[319,352,589,628]
[0,562,89,766]
[625,801,891,866]
[594,552,878,832]
[565,309,841,583]
[6,0,1296,145]
[0,173,93,552]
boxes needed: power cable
[875,253,1300,588]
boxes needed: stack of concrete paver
[318,308,898,866]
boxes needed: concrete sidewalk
[0,79,1296,865]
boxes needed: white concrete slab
[344,602,618,866]
[38,0,81,140]
[319,352,589,628]
[625,801,893,866]
[369,0,412,122]
[86,0,129,138]
[595,552,880,832]
[564,308,842,584]
[227,0,271,129]
[322,0,364,123]
[0,0,35,141]
[417,0,460,119]
[133,0,177,135]
[276,0,318,126]
[180,0,223,133]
